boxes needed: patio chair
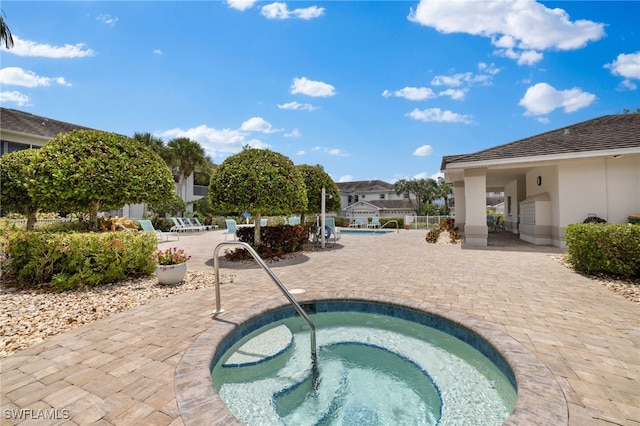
[368,217,380,228]
[193,217,212,231]
[224,219,237,241]
[171,217,189,233]
[349,217,364,228]
[325,217,341,242]
[184,217,206,232]
[288,216,301,225]
[260,218,268,227]
[139,219,178,242]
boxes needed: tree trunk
[25,209,39,230]
[254,213,262,247]
[89,202,100,231]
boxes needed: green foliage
[565,224,640,277]
[225,224,309,260]
[296,164,341,214]
[32,130,175,229]
[1,230,157,290]
[0,149,45,229]
[209,148,307,216]
[149,194,186,217]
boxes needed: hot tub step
[222,324,293,368]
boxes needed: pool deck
[1,229,638,425]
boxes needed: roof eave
[445,147,640,170]
[0,129,51,144]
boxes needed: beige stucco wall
[558,155,640,225]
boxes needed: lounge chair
[184,217,206,232]
[288,216,300,225]
[368,217,380,228]
[139,219,178,242]
[224,219,237,241]
[325,217,341,243]
[349,217,364,228]
[193,217,212,231]
[171,217,188,233]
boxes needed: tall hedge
[565,223,640,277]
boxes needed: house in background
[441,114,640,247]
[0,108,204,219]
[336,180,417,219]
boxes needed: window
[403,193,409,199]
[507,196,512,215]
[380,194,385,199]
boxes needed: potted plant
[154,247,191,285]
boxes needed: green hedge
[1,230,157,291]
[232,224,310,259]
[565,223,640,277]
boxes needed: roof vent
[564,129,570,135]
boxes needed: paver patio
[1,229,638,425]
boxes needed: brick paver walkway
[1,229,638,425]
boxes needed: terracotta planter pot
[155,262,187,285]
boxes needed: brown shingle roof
[441,113,640,169]
[0,108,92,139]
[336,180,394,193]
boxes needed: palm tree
[1,10,14,49]
[167,137,209,201]
[132,132,173,165]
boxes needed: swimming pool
[175,295,568,425]
[211,302,517,425]
[340,229,394,235]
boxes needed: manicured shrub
[1,230,157,290]
[565,223,640,277]
[226,224,310,260]
[425,228,441,243]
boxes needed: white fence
[404,215,452,230]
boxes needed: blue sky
[1,1,639,183]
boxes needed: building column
[463,168,488,247]
[452,181,465,232]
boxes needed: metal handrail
[212,241,318,367]
[375,220,399,233]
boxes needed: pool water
[212,307,517,425]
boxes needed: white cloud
[605,51,640,80]
[157,125,269,158]
[278,101,317,111]
[285,129,301,137]
[412,145,433,156]
[382,87,435,101]
[261,2,324,20]
[291,77,335,97]
[0,90,30,106]
[295,150,305,156]
[96,14,118,25]
[0,67,71,88]
[240,117,280,133]
[519,82,596,116]
[338,175,354,182]
[409,0,604,65]
[617,80,637,91]
[517,50,544,66]
[406,108,473,124]
[153,49,164,55]
[226,0,258,11]
[327,148,347,156]
[438,88,466,100]
[3,35,94,58]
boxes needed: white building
[335,180,417,219]
[442,114,640,247]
